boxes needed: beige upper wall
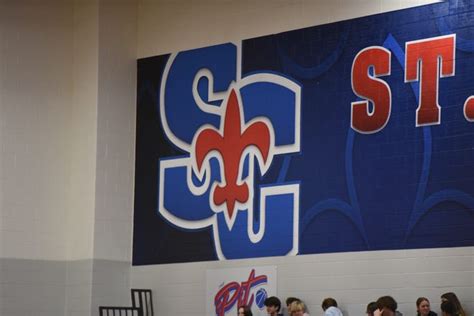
[68,0,99,261]
[137,0,441,57]
[0,0,134,262]
[0,0,73,261]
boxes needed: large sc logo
[158,43,301,259]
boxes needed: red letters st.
[405,34,456,126]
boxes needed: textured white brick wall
[66,1,99,315]
[90,0,137,314]
[0,0,72,262]
[68,0,99,263]
[93,0,136,263]
[137,0,441,57]
[131,247,473,316]
[0,1,73,315]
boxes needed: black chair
[99,306,143,316]
[131,289,154,316]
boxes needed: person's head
[441,300,456,316]
[441,292,465,316]
[238,305,253,316]
[321,298,338,311]
[264,296,281,315]
[376,296,397,316]
[416,297,431,316]
[288,301,306,316]
[286,297,301,308]
[366,302,377,316]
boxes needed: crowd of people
[236,292,467,316]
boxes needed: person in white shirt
[321,298,343,316]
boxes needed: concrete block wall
[0,1,72,315]
[131,247,473,316]
[91,0,137,313]
[66,0,98,315]
[0,0,137,315]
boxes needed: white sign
[206,266,278,316]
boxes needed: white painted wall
[91,0,137,313]
[0,0,136,315]
[94,0,137,264]
[132,1,473,316]
[69,0,98,263]
[66,1,99,315]
[0,1,72,315]
[137,0,441,57]
[0,0,72,263]
[131,247,473,316]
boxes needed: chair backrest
[99,306,143,316]
[131,289,154,316]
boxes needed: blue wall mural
[133,0,474,265]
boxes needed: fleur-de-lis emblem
[194,89,271,224]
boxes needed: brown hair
[416,297,430,316]
[441,301,456,316]
[416,297,429,307]
[322,298,338,310]
[441,292,466,316]
[237,305,253,316]
[376,296,397,312]
[264,296,281,312]
[366,302,377,315]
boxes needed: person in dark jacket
[265,296,283,316]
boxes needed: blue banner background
[133,0,474,265]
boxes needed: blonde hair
[289,301,306,315]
